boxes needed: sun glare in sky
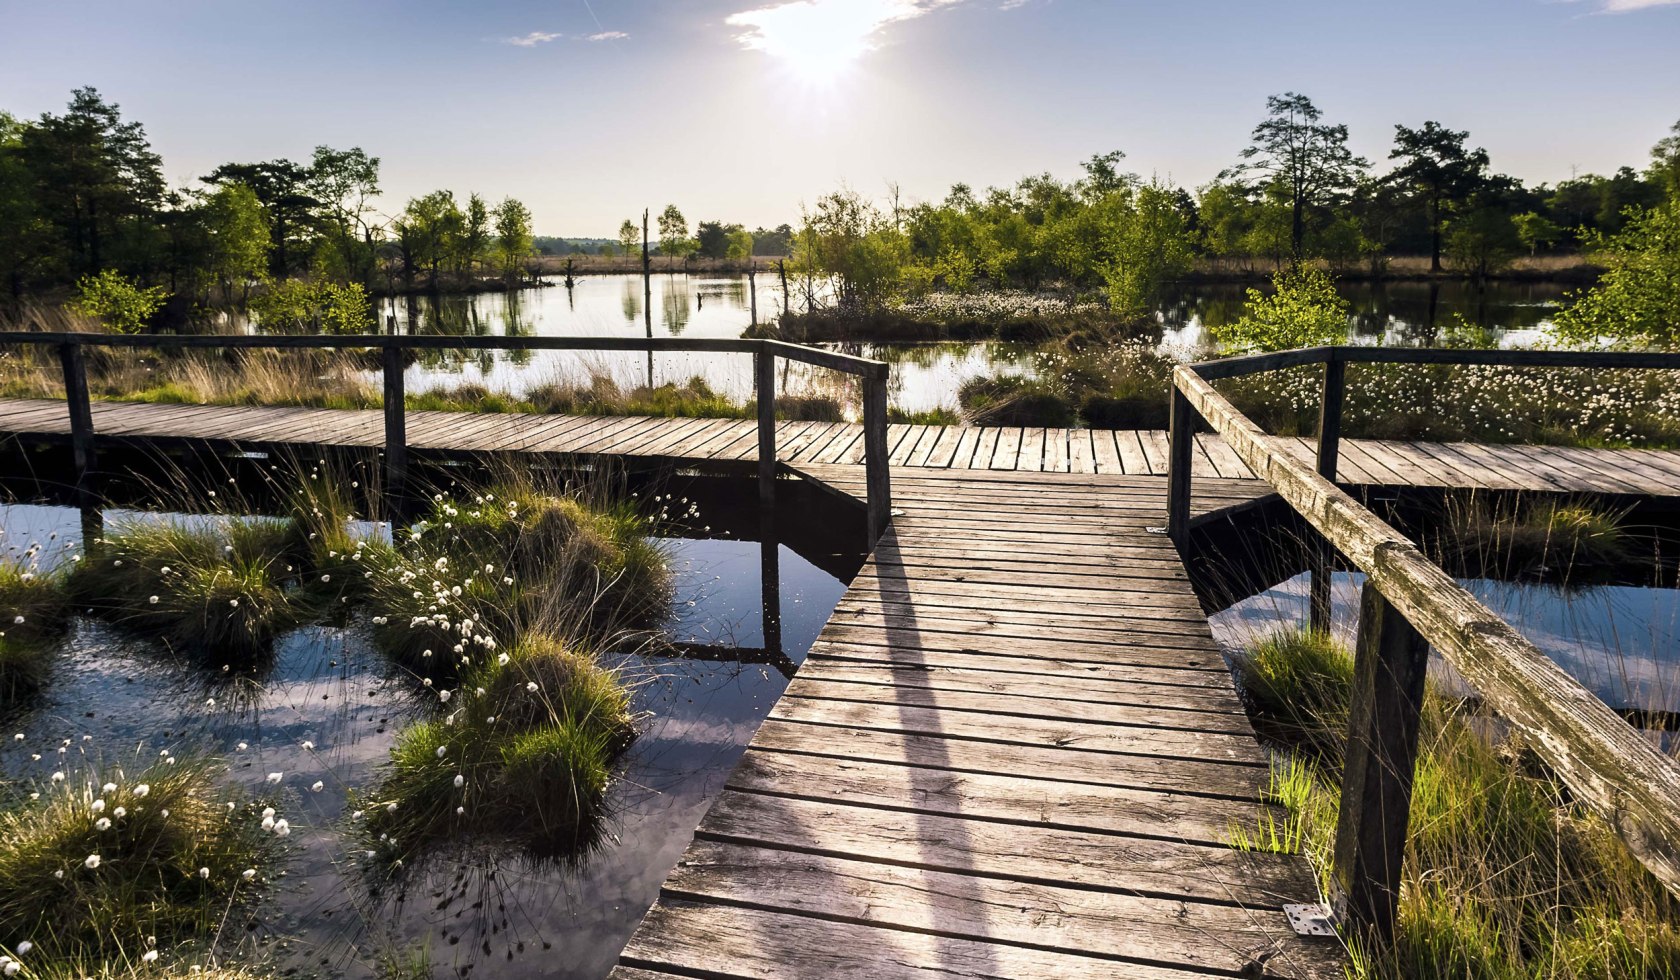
[727,0,932,86]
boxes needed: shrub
[248,279,374,335]
[68,271,167,335]
[1210,266,1350,354]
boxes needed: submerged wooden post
[58,340,96,495]
[863,368,892,544]
[1317,354,1346,481]
[382,334,407,504]
[1331,580,1430,944]
[759,510,783,658]
[747,265,758,327]
[1166,384,1195,546]
[755,346,776,508]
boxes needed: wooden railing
[0,331,895,541]
[1167,345,1680,942]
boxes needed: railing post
[1317,353,1346,481]
[1166,382,1195,546]
[1331,579,1430,944]
[755,346,777,508]
[863,368,892,544]
[382,334,407,505]
[58,340,96,498]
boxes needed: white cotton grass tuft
[84,854,101,869]
[265,772,283,784]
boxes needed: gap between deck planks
[1,398,1676,497]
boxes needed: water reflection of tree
[661,278,691,334]
[620,277,642,326]
[695,277,747,309]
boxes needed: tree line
[792,93,1680,315]
[0,88,535,312]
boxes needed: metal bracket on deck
[1283,902,1340,937]
[1145,525,1169,535]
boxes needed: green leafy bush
[248,278,374,334]
[68,270,167,334]
[1211,266,1350,353]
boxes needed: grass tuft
[358,632,632,861]
[0,756,282,967]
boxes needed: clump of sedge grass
[0,757,283,969]
[358,632,633,862]
[1230,627,1680,979]
[361,485,670,680]
[1430,492,1632,586]
[0,561,72,704]
[67,517,301,665]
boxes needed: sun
[727,0,915,87]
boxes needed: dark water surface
[0,478,859,978]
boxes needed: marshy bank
[1189,487,1680,976]
[0,449,864,979]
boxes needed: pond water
[1210,570,1680,723]
[224,274,1572,415]
[0,477,858,978]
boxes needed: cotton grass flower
[133,783,149,797]
[83,854,101,869]
[310,781,324,793]
[265,772,283,784]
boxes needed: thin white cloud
[1568,0,1680,11]
[504,31,564,46]
[587,31,629,41]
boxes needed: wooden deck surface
[615,468,1340,979]
[1,398,1677,496]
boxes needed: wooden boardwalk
[1,398,1677,495]
[615,468,1340,979]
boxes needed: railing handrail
[0,330,894,542]
[1190,343,1680,380]
[1165,347,1680,939]
[0,331,890,379]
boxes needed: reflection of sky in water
[1211,571,1680,715]
[209,273,1569,416]
[0,503,849,979]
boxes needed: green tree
[199,183,271,301]
[1225,93,1368,261]
[1211,266,1349,353]
[68,269,167,333]
[657,205,695,268]
[202,159,315,277]
[0,111,55,297]
[306,145,380,285]
[493,197,534,281]
[795,190,906,311]
[1195,181,1254,268]
[1553,197,1680,347]
[394,190,463,290]
[1387,121,1490,272]
[1650,119,1680,201]
[1445,186,1522,280]
[1103,182,1194,314]
[618,219,640,264]
[19,87,165,276]
[460,193,490,277]
[249,278,372,334]
[1512,211,1561,257]
[725,227,755,261]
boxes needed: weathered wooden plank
[660,841,1337,979]
[622,899,1223,980]
[696,790,1316,906]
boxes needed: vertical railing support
[1166,382,1195,546]
[1317,354,1346,481]
[863,368,892,544]
[58,340,96,498]
[756,346,777,508]
[759,510,783,659]
[382,335,407,506]
[1331,579,1430,944]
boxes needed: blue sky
[2,0,1676,235]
